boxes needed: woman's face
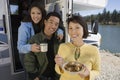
[68,22,83,41]
[30,7,42,24]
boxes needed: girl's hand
[54,54,64,67]
[78,65,90,78]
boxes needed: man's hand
[34,77,39,80]
[31,43,40,52]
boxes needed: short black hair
[45,12,62,23]
[67,15,89,38]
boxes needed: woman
[55,15,101,80]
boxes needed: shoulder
[19,22,32,29]
[18,22,33,32]
[31,33,41,39]
[84,44,98,49]
[30,33,43,41]
[83,44,99,54]
[82,44,98,52]
[59,42,73,49]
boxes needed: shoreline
[100,50,120,57]
[96,50,120,80]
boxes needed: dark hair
[22,1,46,24]
[67,15,89,38]
[45,12,62,23]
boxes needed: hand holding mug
[31,43,40,52]
[39,43,48,52]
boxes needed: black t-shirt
[42,37,56,77]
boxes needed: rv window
[10,5,19,15]
[46,0,60,4]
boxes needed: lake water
[98,25,120,53]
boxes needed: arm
[24,52,39,79]
[85,47,101,80]
[24,34,42,80]
[89,49,101,80]
[55,54,64,74]
[55,44,65,74]
[17,22,40,53]
[17,24,31,53]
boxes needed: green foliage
[84,8,120,25]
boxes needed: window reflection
[10,5,19,15]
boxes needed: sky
[79,0,120,16]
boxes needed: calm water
[98,25,120,53]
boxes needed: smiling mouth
[72,35,78,38]
[49,29,55,33]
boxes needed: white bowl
[62,61,85,74]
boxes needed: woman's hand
[31,43,40,52]
[54,54,64,67]
[78,65,90,78]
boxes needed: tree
[106,11,111,24]
[111,9,118,23]
[97,13,102,23]
[102,8,107,24]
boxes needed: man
[24,12,64,80]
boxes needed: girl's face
[30,7,42,24]
[68,22,83,41]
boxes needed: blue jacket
[17,22,63,53]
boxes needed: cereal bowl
[62,61,85,74]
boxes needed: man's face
[44,16,59,37]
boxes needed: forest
[84,8,120,25]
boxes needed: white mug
[40,43,48,52]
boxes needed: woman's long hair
[22,1,46,27]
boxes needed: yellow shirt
[55,42,101,80]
